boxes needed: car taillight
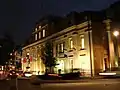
[0,71,3,74]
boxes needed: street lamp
[113,30,119,67]
[113,31,119,37]
[10,53,12,56]
[27,52,29,56]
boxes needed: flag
[23,58,27,63]
[30,56,32,62]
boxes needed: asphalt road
[0,79,120,90]
[40,79,120,90]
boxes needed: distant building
[14,45,22,70]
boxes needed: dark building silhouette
[0,35,15,65]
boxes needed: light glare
[113,31,119,37]
[99,72,116,75]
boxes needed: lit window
[35,28,37,31]
[80,35,85,49]
[70,40,73,49]
[39,32,41,39]
[59,43,64,53]
[57,43,64,53]
[43,29,45,37]
[39,26,41,29]
[69,38,73,49]
[61,43,64,52]
[35,34,37,40]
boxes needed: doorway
[104,58,108,71]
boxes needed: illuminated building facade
[22,11,119,76]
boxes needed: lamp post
[113,30,119,67]
[87,15,94,77]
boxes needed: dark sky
[0,0,119,44]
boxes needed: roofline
[22,21,89,50]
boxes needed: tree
[41,41,57,73]
[0,32,15,65]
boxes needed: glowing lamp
[113,31,119,37]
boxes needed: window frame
[43,29,45,37]
[39,32,41,39]
[69,37,73,49]
[35,33,37,40]
[80,34,85,49]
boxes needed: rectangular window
[35,28,37,31]
[69,38,73,49]
[59,44,61,53]
[80,35,85,49]
[70,59,73,70]
[39,32,41,39]
[35,34,37,40]
[58,43,64,53]
[70,40,73,49]
[39,26,41,29]
[61,43,64,52]
[43,29,45,37]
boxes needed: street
[0,79,120,90]
[40,79,120,90]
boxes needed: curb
[31,78,104,84]
[18,76,104,84]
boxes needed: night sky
[0,0,119,44]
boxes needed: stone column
[103,19,116,68]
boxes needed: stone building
[21,11,119,76]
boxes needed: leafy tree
[41,41,57,73]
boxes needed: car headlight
[25,73,32,77]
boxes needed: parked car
[16,71,24,77]
[37,73,61,80]
[7,70,18,79]
[60,68,81,80]
[30,73,61,85]
[0,70,8,80]
[60,72,80,80]
[22,71,32,77]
